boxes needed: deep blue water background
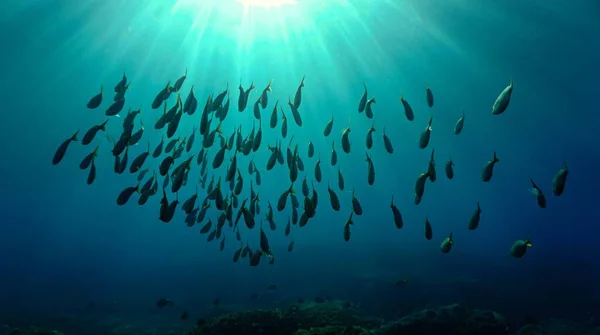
[1,0,599,333]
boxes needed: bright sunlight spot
[236,0,297,8]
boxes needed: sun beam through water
[236,0,298,9]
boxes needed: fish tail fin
[493,152,499,162]
[71,130,80,141]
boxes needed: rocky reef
[6,303,600,335]
[184,301,511,335]
[184,300,378,335]
[1,325,64,335]
[514,318,600,335]
[379,303,509,335]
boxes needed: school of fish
[52,72,569,264]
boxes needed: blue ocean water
[1,0,599,333]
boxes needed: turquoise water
[1,0,599,333]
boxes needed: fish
[159,155,175,176]
[327,184,341,211]
[308,141,315,158]
[270,99,279,128]
[427,149,436,182]
[510,238,532,258]
[281,108,287,138]
[253,97,261,120]
[337,168,345,190]
[390,195,403,229]
[454,110,465,135]
[82,120,108,145]
[152,81,171,109]
[173,68,187,92]
[165,137,179,154]
[302,177,310,197]
[159,189,179,223]
[137,169,149,182]
[418,117,433,149]
[212,83,229,112]
[314,155,322,182]
[341,124,352,154]
[80,145,99,170]
[116,183,139,206]
[481,152,500,182]
[252,122,262,152]
[382,126,393,154]
[287,96,303,126]
[52,130,79,165]
[323,115,333,137]
[552,161,568,196]
[129,141,150,173]
[492,79,514,115]
[238,80,255,112]
[529,178,547,208]
[156,298,174,308]
[113,72,127,94]
[440,232,453,253]
[181,186,199,214]
[259,220,271,254]
[183,84,198,115]
[445,159,454,179]
[330,141,338,166]
[468,202,482,230]
[351,188,363,215]
[260,80,272,109]
[199,219,213,234]
[365,153,375,186]
[87,85,103,109]
[394,278,410,288]
[186,126,197,152]
[105,98,125,116]
[298,211,310,227]
[426,85,434,107]
[293,75,305,109]
[166,97,183,138]
[365,97,376,119]
[303,195,316,219]
[128,122,144,147]
[233,245,242,263]
[87,160,96,185]
[122,107,141,130]
[424,217,433,240]
[400,96,414,121]
[220,236,226,251]
[366,124,375,149]
[284,217,291,236]
[358,81,367,113]
[414,172,429,205]
[242,206,255,229]
[343,212,353,242]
